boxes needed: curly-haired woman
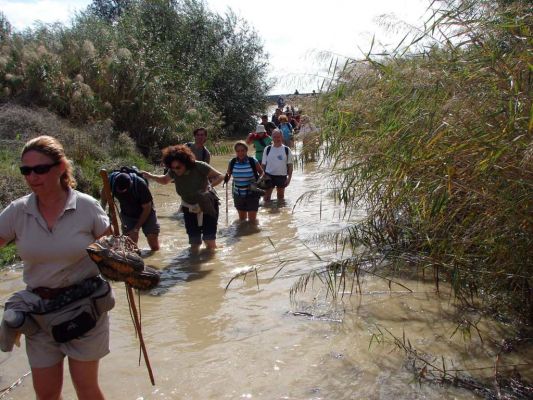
[142,144,224,254]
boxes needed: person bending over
[142,145,224,254]
[102,171,160,251]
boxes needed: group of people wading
[0,103,315,399]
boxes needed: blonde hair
[22,136,77,189]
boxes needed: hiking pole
[100,169,156,386]
[225,180,229,225]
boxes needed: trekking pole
[225,180,229,224]
[100,170,156,386]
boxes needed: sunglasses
[20,161,60,176]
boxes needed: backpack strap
[228,157,258,181]
[264,145,272,168]
[228,157,237,175]
[249,158,259,181]
[264,145,289,166]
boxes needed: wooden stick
[100,170,120,235]
[99,169,156,385]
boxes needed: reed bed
[299,0,532,326]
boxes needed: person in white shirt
[261,129,294,202]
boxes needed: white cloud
[0,0,429,94]
[207,0,428,94]
[0,0,90,29]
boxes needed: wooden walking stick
[100,169,156,386]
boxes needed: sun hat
[255,124,267,133]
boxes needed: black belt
[32,276,102,300]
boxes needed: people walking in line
[246,124,272,163]
[186,127,211,164]
[224,141,265,223]
[272,108,282,127]
[260,114,277,135]
[103,169,160,251]
[0,135,112,400]
[142,145,224,254]
[285,111,299,131]
[261,129,294,203]
[277,115,294,148]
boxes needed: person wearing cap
[246,124,273,163]
[102,172,160,251]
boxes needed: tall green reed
[301,0,532,325]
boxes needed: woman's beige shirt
[0,189,109,289]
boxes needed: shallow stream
[0,152,529,399]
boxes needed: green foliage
[0,105,148,208]
[0,243,17,267]
[0,0,269,157]
[312,0,532,325]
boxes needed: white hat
[255,124,266,133]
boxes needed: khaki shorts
[26,313,110,369]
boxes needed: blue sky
[0,0,429,94]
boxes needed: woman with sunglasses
[142,144,224,254]
[0,136,112,399]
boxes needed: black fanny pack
[32,277,114,343]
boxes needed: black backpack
[228,157,259,181]
[109,166,148,200]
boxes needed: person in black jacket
[103,172,160,251]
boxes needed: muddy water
[0,153,526,399]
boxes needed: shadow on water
[149,248,215,296]
[218,219,261,247]
[157,210,184,222]
[262,199,290,214]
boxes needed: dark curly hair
[161,144,196,169]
